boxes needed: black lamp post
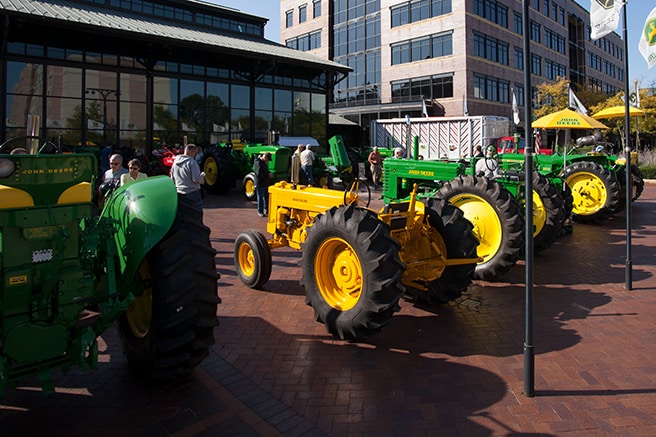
[85,88,119,146]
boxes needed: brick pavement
[0,182,655,436]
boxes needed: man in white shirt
[300,144,315,185]
[475,145,499,178]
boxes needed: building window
[473,73,509,102]
[514,84,525,106]
[313,0,322,18]
[545,28,566,54]
[391,73,454,102]
[530,21,541,43]
[286,30,322,52]
[551,2,558,20]
[545,59,566,79]
[543,0,549,15]
[299,4,307,23]
[473,0,507,27]
[513,12,523,34]
[391,0,452,28]
[531,54,541,75]
[514,47,523,70]
[286,10,293,28]
[473,32,508,65]
[391,31,452,65]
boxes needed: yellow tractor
[234,180,480,340]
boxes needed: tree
[533,77,607,119]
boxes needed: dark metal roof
[0,0,350,74]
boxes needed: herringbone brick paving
[0,183,654,436]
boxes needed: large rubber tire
[301,204,405,340]
[563,161,620,223]
[202,147,234,195]
[234,229,272,289]
[242,172,257,201]
[615,164,645,207]
[118,195,220,380]
[438,175,524,281]
[531,172,565,253]
[417,198,479,304]
[347,150,362,179]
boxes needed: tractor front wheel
[202,148,234,194]
[301,204,405,340]
[418,198,479,304]
[563,161,620,223]
[118,195,220,380]
[234,229,272,289]
[242,172,257,201]
[531,172,565,252]
[438,175,524,280]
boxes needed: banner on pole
[590,0,621,41]
[512,89,520,125]
[568,87,588,115]
[639,7,656,70]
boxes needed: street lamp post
[85,87,119,146]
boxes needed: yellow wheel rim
[204,156,218,186]
[244,178,255,197]
[449,194,502,263]
[532,190,546,238]
[566,171,607,216]
[126,262,153,339]
[237,241,256,277]
[315,237,362,311]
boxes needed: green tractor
[0,137,220,395]
[202,136,356,199]
[382,146,567,280]
[499,139,643,223]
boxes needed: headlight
[0,158,16,178]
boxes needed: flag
[638,7,656,70]
[630,80,641,108]
[463,94,469,116]
[590,0,621,41]
[534,129,542,153]
[87,119,103,132]
[568,87,588,115]
[512,89,520,125]
[421,98,429,118]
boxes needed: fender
[101,176,178,280]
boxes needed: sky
[210,1,656,88]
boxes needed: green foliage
[640,166,656,179]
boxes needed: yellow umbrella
[592,105,645,119]
[533,108,609,130]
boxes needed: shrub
[640,166,656,179]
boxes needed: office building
[281,0,625,138]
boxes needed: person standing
[103,154,129,185]
[368,146,382,188]
[120,159,148,186]
[253,152,271,217]
[300,144,315,185]
[170,144,205,211]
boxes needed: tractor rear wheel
[234,229,272,289]
[118,195,220,380]
[418,198,478,304]
[242,172,257,201]
[532,172,565,252]
[438,175,524,280]
[615,164,645,207]
[563,161,620,223]
[301,204,405,340]
[202,147,234,194]
[347,150,362,179]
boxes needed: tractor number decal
[9,275,28,285]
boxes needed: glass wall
[5,44,330,155]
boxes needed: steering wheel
[0,135,61,154]
[343,180,371,208]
